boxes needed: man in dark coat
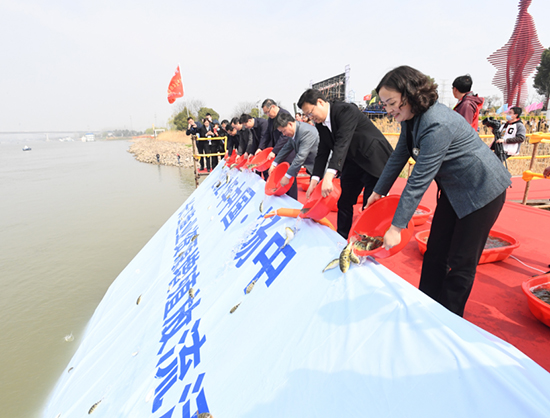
[298,89,393,238]
[259,99,295,161]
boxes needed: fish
[230,303,241,314]
[189,288,195,299]
[300,207,311,215]
[145,387,155,402]
[136,295,142,305]
[67,367,74,373]
[246,280,257,294]
[259,200,264,213]
[226,173,230,183]
[191,233,199,242]
[177,251,184,258]
[225,192,233,200]
[322,258,340,272]
[198,413,213,418]
[350,250,361,265]
[339,242,353,273]
[282,227,295,248]
[88,399,102,414]
[214,180,222,188]
[248,164,258,169]
[64,333,74,342]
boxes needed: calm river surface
[0,137,195,418]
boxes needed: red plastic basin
[412,204,433,226]
[299,179,341,221]
[348,195,414,258]
[296,175,310,191]
[522,274,550,328]
[225,149,237,167]
[265,162,295,196]
[414,229,520,264]
[247,147,274,172]
[234,155,249,170]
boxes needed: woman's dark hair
[376,66,438,115]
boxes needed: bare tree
[232,102,259,118]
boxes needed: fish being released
[230,303,241,314]
[198,413,213,418]
[339,242,353,273]
[323,258,340,273]
[259,200,264,213]
[282,227,295,248]
[189,288,195,299]
[246,280,257,294]
[215,180,222,188]
[88,399,102,414]
[225,173,230,184]
[191,233,199,242]
[64,333,74,342]
[349,250,360,265]
[353,235,383,252]
[300,207,311,215]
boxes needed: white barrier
[43,162,550,418]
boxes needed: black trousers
[286,179,298,200]
[419,189,506,317]
[196,140,210,170]
[337,159,378,239]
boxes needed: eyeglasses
[303,104,317,119]
[262,105,272,116]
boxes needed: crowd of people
[184,66,549,317]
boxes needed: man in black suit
[240,114,268,152]
[259,99,294,160]
[298,89,393,239]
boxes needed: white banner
[43,163,550,418]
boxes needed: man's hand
[268,152,276,159]
[268,165,275,176]
[255,148,262,155]
[306,178,319,199]
[544,166,550,178]
[365,192,382,209]
[321,171,335,197]
[280,176,290,187]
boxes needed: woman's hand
[383,225,402,250]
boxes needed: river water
[0,136,195,418]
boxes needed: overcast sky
[1,0,549,132]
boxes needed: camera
[483,117,507,163]
[482,117,502,133]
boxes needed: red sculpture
[487,0,544,108]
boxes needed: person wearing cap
[268,112,319,199]
[298,89,393,239]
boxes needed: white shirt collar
[322,102,331,131]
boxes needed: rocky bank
[128,138,195,168]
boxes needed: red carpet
[298,177,550,372]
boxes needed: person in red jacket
[452,75,484,131]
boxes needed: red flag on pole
[167,66,184,104]
[363,94,371,101]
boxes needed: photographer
[492,107,526,160]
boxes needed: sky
[1,0,549,132]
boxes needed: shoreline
[127,135,195,168]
